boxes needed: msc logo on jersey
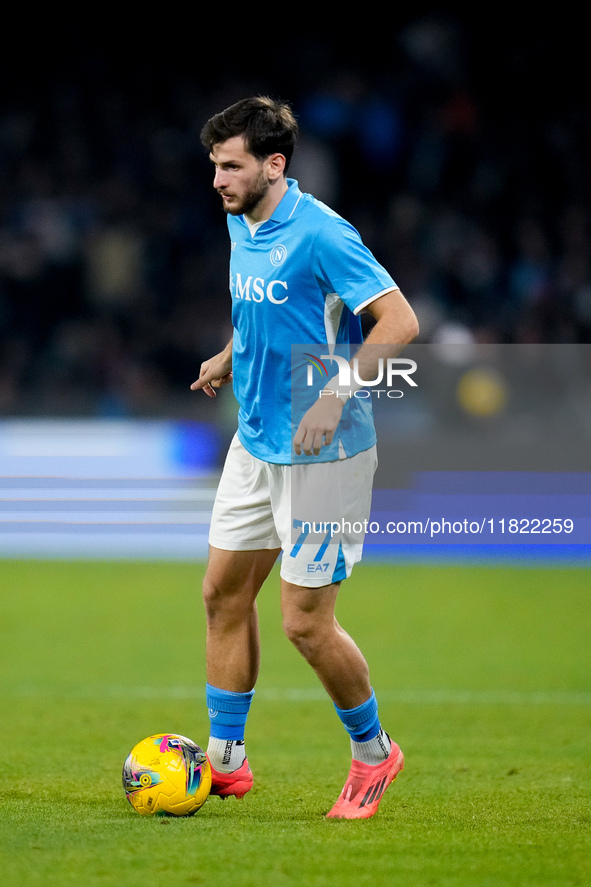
[233,273,289,304]
[270,244,287,267]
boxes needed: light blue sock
[206,683,254,740]
[335,689,392,764]
[334,689,381,742]
[206,684,255,772]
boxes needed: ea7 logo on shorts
[270,244,287,266]
[307,563,330,573]
[233,273,289,304]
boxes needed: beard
[220,169,270,217]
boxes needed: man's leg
[280,577,403,819]
[204,545,280,691]
[280,578,371,709]
[203,545,280,797]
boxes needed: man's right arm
[190,339,233,398]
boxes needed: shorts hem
[208,536,281,552]
[279,566,353,588]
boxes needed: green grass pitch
[0,559,589,886]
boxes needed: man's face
[209,136,270,218]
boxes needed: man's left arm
[293,288,419,456]
[351,286,419,373]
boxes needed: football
[123,733,212,816]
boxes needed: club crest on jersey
[270,244,287,266]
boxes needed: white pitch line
[2,686,590,706]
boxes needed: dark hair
[200,96,298,172]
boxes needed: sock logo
[222,740,233,766]
[377,731,389,760]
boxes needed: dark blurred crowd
[1,17,589,418]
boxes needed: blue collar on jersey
[267,178,303,223]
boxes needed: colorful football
[122,733,211,816]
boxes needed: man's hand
[190,346,233,399]
[293,393,345,456]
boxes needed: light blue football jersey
[226,179,397,464]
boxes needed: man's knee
[282,611,340,665]
[202,571,228,612]
[281,583,339,658]
[282,608,313,647]
[203,548,277,618]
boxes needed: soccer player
[191,96,419,819]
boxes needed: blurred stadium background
[1,14,590,560]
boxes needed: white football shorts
[208,434,377,588]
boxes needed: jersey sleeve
[311,214,397,314]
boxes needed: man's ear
[265,152,286,182]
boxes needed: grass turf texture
[0,560,589,886]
